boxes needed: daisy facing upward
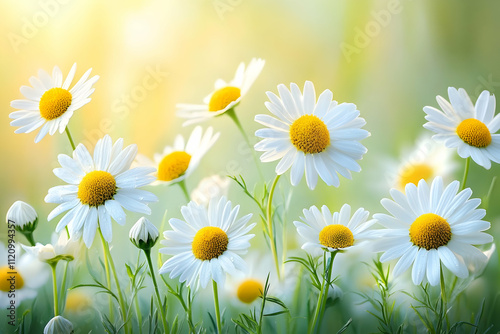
[10,63,99,144]
[45,135,158,248]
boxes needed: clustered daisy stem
[65,126,76,151]
[309,251,335,334]
[225,108,265,181]
[460,157,471,191]
[212,280,222,334]
[99,228,130,334]
[178,180,190,202]
[440,264,449,327]
[50,262,59,316]
[144,248,169,334]
[266,174,282,280]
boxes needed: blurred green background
[1,0,499,332]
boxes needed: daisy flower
[387,135,457,191]
[373,176,493,286]
[0,243,50,308]
[254,81,369,190]
[10,63,99,143]
[21,232,80,263]
[45,135,158,248]
[159,197,255,289]
[423,87,500,169]
[294,204,376,254]
[135,126,219,186]
[177,58,265,126]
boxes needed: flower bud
[129,217,159,250]
[6,201,38,233]
[43,315,74,334]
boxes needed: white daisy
[21,232,80,263]
[45,135,158,248]
[0,243,50,308]
[191,175,230,206]
[254,81,369,190]
[373,176,493,286]
[44,315,73,334]
[386,135,457,191]
[177,58,265,126]
[135,126,219,186]
[423,87,500,169]
[294,204,376,254]
[159,197,255,289]
[10,63,99,143]
[6,200,38,230]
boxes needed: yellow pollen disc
[78,171,117,207]
[237,279,263,304]
[208,86,241,112]
[398,163,433,189]
[192,226,228,261]
[409,213,451,250]
[157,151,191,181]
[456,118,492,148]
[65,290,92,313]
[39,87,72,120]
[319,224,354,249]
[290,115,330,154]
[0,266,24,291]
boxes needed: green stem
[50,263,59,316]
[225,108,265,181]
[213,280,222,334]
[144,249,169,334]
[59,261,69,313]
[99,228,130,334]
[100,229,114,321]
[178,180,190,202]
[22,231,36,246]
[460,157,471,191]
[440,264,449,330]
[319,251,337,326]
[266,174,281,280]
[65,226,70,239]
[65,126,76,151]
[309,252,335,334]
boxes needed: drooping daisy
[159,197,255,289]
[45,135,157,248]
[177,58,265,126]
[10,63,99,143]
[254,81,369,190]
[135,126,219,186]
[294,204,376,254]
[423,87,500,169]
[373,176,493,286]
[21,232,80,263]
[387,135,457,191]
[0,243,50,308]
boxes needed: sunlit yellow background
[1,0,500,331]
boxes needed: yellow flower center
[409,213,451,250]
[319,224,354,249]
[65,290,92,313]
[398,163,433,189]
[39,87,72,120]
[290,115,330,154]
[208,86,241,112]
[157,151,191,181]
[78,171,117,207]
[0,266,24,291]
[456,118,492,148]
[237,279,263,304]
[192,226,228,261]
